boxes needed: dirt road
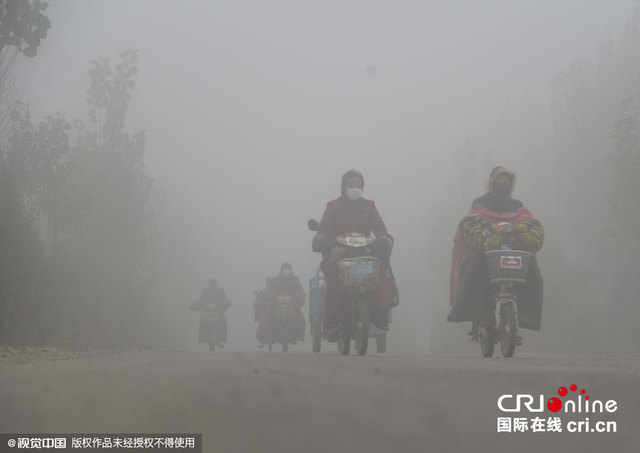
[1,349,639,453]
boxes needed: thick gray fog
[14,0,640,353]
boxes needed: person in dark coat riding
[254,263,306,347]
[190,278,231,349]
[448,166,544,330]
[312,170,398,341]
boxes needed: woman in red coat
[312,170,398,341]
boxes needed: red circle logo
[547,397,563,412]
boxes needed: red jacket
[319,195,390,239]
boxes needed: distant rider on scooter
[190,278,231,350]
[254,263,306,349]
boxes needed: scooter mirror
[308,219,320,231]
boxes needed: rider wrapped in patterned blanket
[448,167,544,330]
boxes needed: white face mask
[346,187,363,201]
[281,269,292,276]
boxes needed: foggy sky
[13,0,638,352]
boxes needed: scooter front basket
[485,250,532,283]
[337,256,380,291]
[273,299,296,321]
[201,310,220,323]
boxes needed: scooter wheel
[480,325,495,358]
[500,304,517,358]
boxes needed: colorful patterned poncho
[448,202,545,330]
[458,206,544,253]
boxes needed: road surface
[1,348,639,452]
